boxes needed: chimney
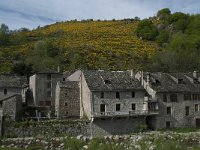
[57,66,60,73]
[146,72,150,85]
[193,71,198,79]
[130,70,134,78]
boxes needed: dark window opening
[132,92,135,98]
[104,80,111,84]
[184,94,191,100]
[0,101,2,108]
[195,104,198,112]
[66,111,68,115]
[178,79,184,84]
[166,121,171,128]
[47,91,52,97]
[193,78,199,84]
[116,104,121,111]
[100,104,106,112]
[100,92,104,98]
[163,94,167,102]
[155,79,160,84]
[47,74,52,80]
[63,78,66,81]
[170,94,177,102]
[65,102,68,106]
[132,103,136,110]
[46,101,51,106]
[186,106,190,116]
[193,94,198,100]
[3,89,7,95]
[167,107,171,115]
[116,92,120,99]
[47,82,52,88]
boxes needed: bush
[64,137,85,150]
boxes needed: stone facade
[55,81,80,119]
[1,95,23,120]
[29,69,62,108]
[136,71,200,129]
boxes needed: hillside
[0,20,158,73]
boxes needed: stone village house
[135,71,200,129]
[1,69,200,135]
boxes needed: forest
[0,8,199,75]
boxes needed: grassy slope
[0,20,158,72]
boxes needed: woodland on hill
[0,8,199,75]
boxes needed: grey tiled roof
[37,68,60,74]
[143,72,200,93]
[0,74,27,88]
[83,70,144,91]
[59,81,79,88]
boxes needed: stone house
[72,70,159,135]
[55,81,80,119]
[135,71,200,129]
[29,69,62,116]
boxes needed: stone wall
[2,118,146,137]
[91,117,146,136]
[56,81,80,119]
[92,90,146,114]
[155,93,198,129]
[2,95,22,120]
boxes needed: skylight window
[104,80,111,84]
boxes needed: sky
[0,0,200,30]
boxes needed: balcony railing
[92,109,159,118]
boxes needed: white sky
[0,0,199,30]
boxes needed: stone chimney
[130,70,134,78]
[146,72,150,85]
[193,71,198,79]
[57,66,60,73]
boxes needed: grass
[158,127,200,133]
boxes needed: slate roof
[37,68,60,74]
[0,74,27,88]
[143,72,200,93]
[83,70,144,91]
[59,81,79,88]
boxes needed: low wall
[2,118,146,138]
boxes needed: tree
[135,19,158,41]
[156,30,169,46]
[11,62,33,76]
[157,8,171,20]
[0,24,9,46]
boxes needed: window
[116,104,121,111]
[3,89,7,95]
[166,121,171,128]
[116,92,120,99]
[193,78,199,84]
[195,104,199,112]
[193,94,198,100]
[47,74,51,80]
[104,80,111,84]
[63,78,66,81]
[132,92,135,98]
[65,111,68,115]
[100,92,104,98]
[46,101,51,106]
[178,79,184,84]
[167,107,171,115]
[132,103,136,110]
[0,101,2,108]
[47,91,52,97]
[39,101,44,106]
[184,94,191,100]
[185,106,190,116]
[170,94,177,102]
[163,94,167,102]
[100,104,106,112]
[47,82,52,88]
[65,102,68,106]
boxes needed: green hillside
[0,19,158,73]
